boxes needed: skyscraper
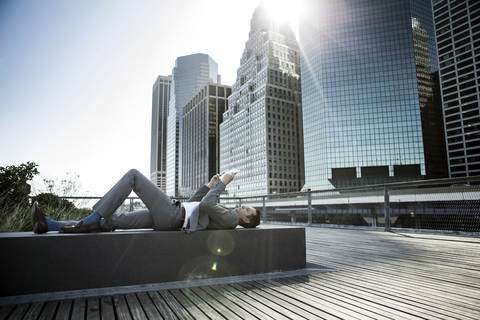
[150,75,172,190]
[219,2,304,197]
[182,83,231,195]
[166,54,219,196]
[299,0,448,190]
[432,0,480,177]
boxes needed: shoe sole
[31,203,38,233]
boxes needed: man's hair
[239,208,261,228]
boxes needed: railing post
[262,197,266,223]
[129,198,134,212]
[384,186,391,231]
[308,192,312,226]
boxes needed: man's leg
[93,169,182,230]
[101,209,154,231]
[58,209,155,232]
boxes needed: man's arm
[187,185,210,202]
[199,172,235,206]
[199,172,238,229]
[187,173,223,202]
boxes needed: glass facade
[166,54,218,196]
[433,0,480,177]
[150,75,172,191]
[299,0,448,190]
[182,84,231,196]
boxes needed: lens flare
[207,231,235,256]
[212,263,217,271]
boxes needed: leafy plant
[0,164,93,232]
[0,162,39,209]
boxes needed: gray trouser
[59,169,183,231]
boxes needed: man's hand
[221,172,235,185]
[206,173,223,188]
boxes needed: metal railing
[62,176,480,237]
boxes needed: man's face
[235,205,256,220]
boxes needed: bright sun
[263,0,300,30]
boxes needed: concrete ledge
[0,226,306,297]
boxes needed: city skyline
[0,0,264,197]
[3,0,478,199]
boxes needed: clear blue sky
[0,0,265,197]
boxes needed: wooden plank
[0,305,16,320]
[55,300,72,320]
[124,293,147,320]
[70,298,86,320]
[309,272,480,320]
[22,302,45,320]
[3,304,29,320]
[194,285,260,319]
[209,283,278,320]
[86,297,100,320]
[274,276,418,320]
[168,289,209,320]
[309,254,480,300]
[256,277,374,320]
[38,301,58,320]
[100,296,115,320]
[188,286,243,320]
[311,245,480,290]
[305,230,480,279]
[237,281,340,320]
[284,275,419,320]
[147,291,178,320]
[179,288,226,320]
[332,270,480,313]
[112,294,132,320]
[304,234,480,320]
[305,230,480,320]
[227,281,316,320]
[159,290,194,320]
[136,292,162,319]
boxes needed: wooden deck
[1,225,479,319]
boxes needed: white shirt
[181,201,200,229]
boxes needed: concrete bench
[0,226,306,297]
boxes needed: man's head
[235,206,261,228]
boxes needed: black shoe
[31,201,48,234]
[61,221,101,233]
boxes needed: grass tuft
[0,202,91,232]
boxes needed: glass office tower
[432,0,480,177]
[182,83,231,195]
[150,75,172,190]
[299,0,448,190]
[166,54,218,196]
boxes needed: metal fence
[64,176,480,237]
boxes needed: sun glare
[263,0,300,30]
